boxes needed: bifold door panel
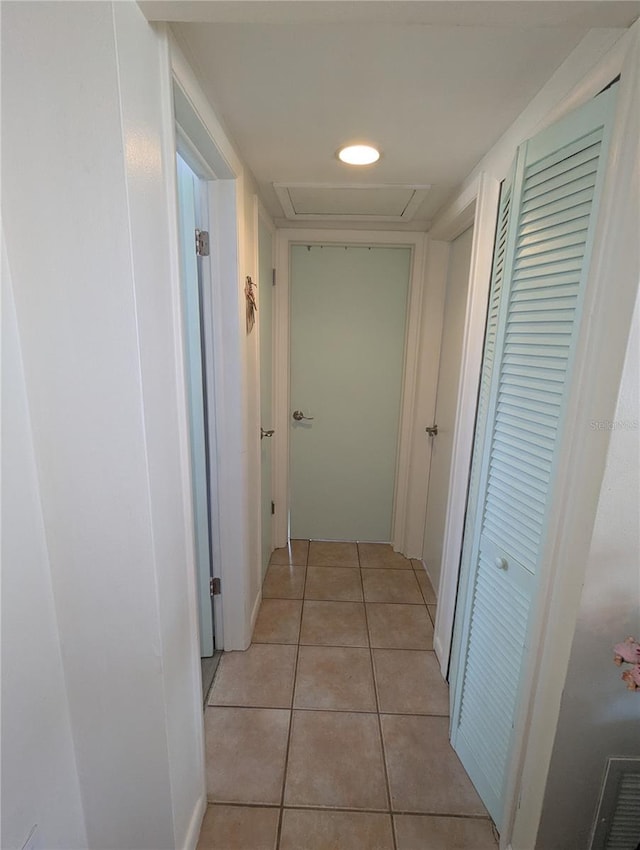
[450,86,617,827]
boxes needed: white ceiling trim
[142,2,640,29]
[274,182,431,223]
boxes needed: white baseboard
[182,793,207,850]
[433,631,446,674]
[250,589,262,637]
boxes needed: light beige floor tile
[300,600,369,647]
[381,715,486,815]
[284,710,388,809]
[252,599,302,644]
[373,650,449,715]
[428,604,437,625]
[305,566,363,601]
[208,644,297,708]
[269,539,309,565]
[294,645,376,711]
[308,540,359,566]
[197,805,280,850]
[205,707,290,804]
[281,810,394,850]
[394,814,497,849]
[367,603,434,650]
[359,542,412,569]
[362,569,423,604]
[262,564,306,599]
[413,566,437,603]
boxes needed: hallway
[198,542,498,849]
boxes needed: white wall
[535,295,640,850]
[1,239,88,850]
[2,3,204,847]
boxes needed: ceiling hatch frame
[274,182,431,223]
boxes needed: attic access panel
[274,183,431,222]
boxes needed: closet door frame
[430,26,639,850]
[503,42,639,845]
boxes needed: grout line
[203,799,492,820]
[254,639,435,651]
[262,596,428,608]
[390,809,493,820]
[204,800,281,810]
[281,804,392,815]
[208,702,450,717]
[267,563,308,568]
[358,548,398,850]
[275,542,309,850]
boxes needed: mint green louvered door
[450,86,618,828]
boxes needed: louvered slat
[517,214,590,248]
[525,130,602,178]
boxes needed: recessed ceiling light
[337,144,381,166]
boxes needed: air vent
[590,758,640,850]
[273,182,430,223]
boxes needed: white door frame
[427,173,501,675]
[273,228,431,551]
[426,26,638,850]
[168,32,252,650]
[253,195,276,589]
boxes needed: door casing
[171,33,248,651]
[254,196,276,583]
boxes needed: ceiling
[142,2,639,229]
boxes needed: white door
[290,244,411,542]
[176,155,214,657]
[258,217,274,576]
[422,226,474,593]
[450,86,617,827]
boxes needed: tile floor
[199,541,498,850]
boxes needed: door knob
[292,410,314,422]
[260,428,275,439]
[495,557,508,571]
[425,424,438,437]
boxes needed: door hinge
[210,576,221,596]
[272,267,276,286]
[271,501,275,515]
[195,229,210,257]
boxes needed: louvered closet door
[448,165,515,690]
[450,86,617,828]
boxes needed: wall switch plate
[22,825,39,850]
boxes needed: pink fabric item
[621,665,640,691]
[614,636,640,666]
